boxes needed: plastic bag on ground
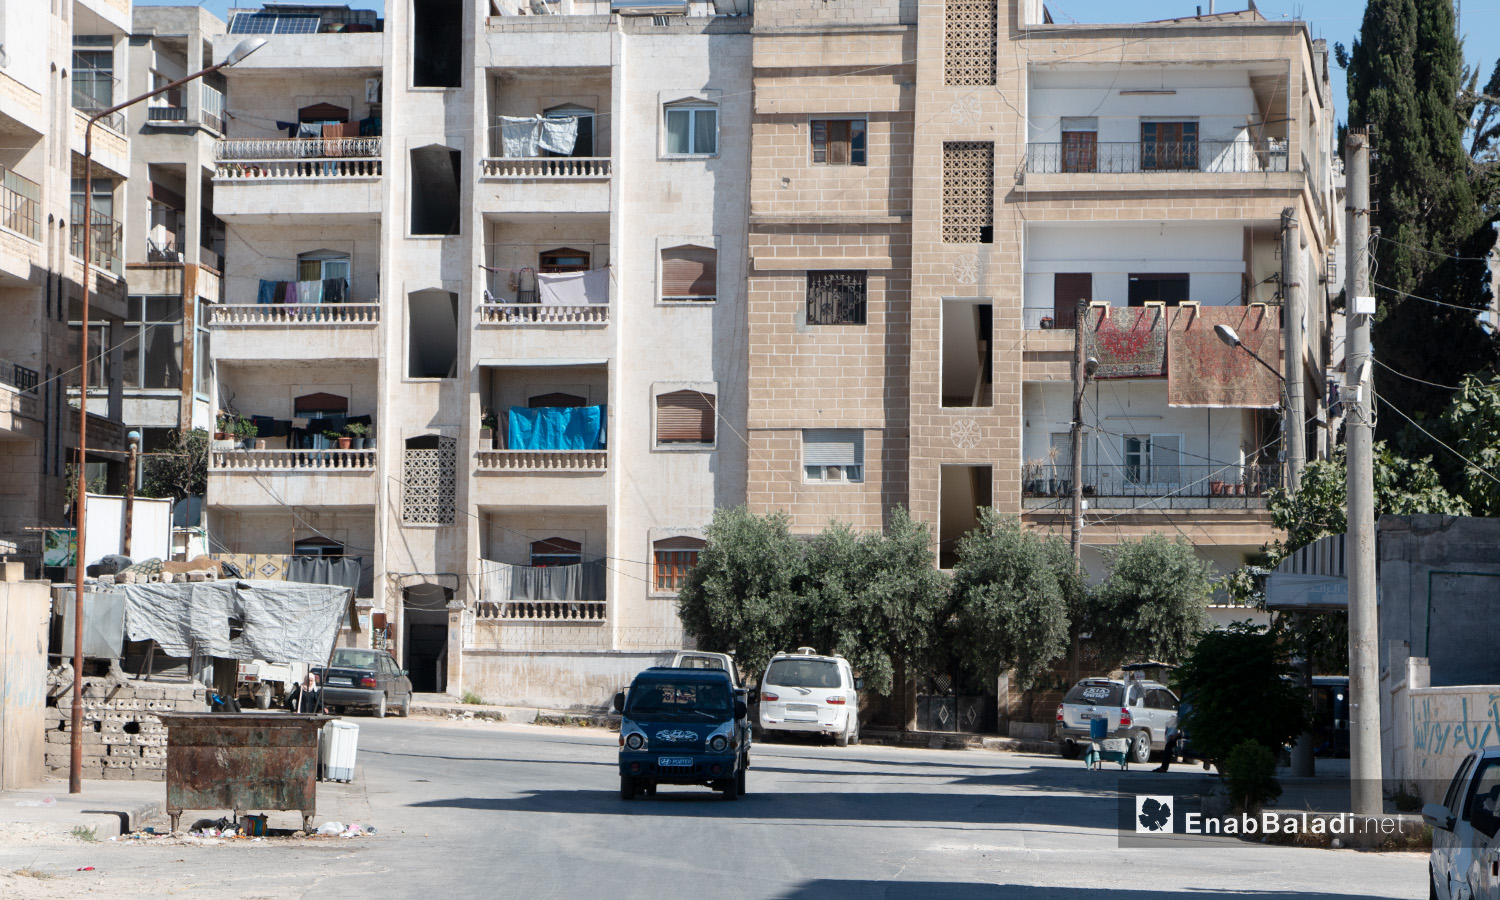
[316,821,344,836]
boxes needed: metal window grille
[942,142,994,243]
[402,437,457,524]
[944,0,997,86]
[806,271,867,325]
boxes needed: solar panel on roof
[228,12,321,34]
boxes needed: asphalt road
[0,717,1430,899]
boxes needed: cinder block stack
[43,673,208,781]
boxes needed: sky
[137,0,1499,123]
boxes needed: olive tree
[1091,534,1213,664]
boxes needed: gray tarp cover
[121,579,351,662]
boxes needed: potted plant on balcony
[1023,458,1044,495]
[329,429,351,450]
[214,413,230,441]
[236,418,258,450]
[346,422,368,450]
[1039,315,1054,329]
[479,409,498,448]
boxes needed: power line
[1374,387,1500,490]
[1372,357,1463,391]
[1373,280,1491,314]
[1374,232,1494,263]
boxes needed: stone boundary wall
[44,671,207,781]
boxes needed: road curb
[410,703,620,730]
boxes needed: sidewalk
[0,779,164,842]
[408,694,617,728]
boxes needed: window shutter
[827,120,850,166]
[661,246,717,300]
[654,536,705,552]
[803,429,863,467]
[656,390,715,443]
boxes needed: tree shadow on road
[770,882,1402,900]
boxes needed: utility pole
[1282,207,1306,490]
[1068,300,1087,683]
[1344,130,1381,817]
[123,431,140,558]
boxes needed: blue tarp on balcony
[507,405,606,451]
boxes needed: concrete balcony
[0,168,42,284]
[472,447,609,508]
[213,139,382,222]
[209,448,377,510]
[207,303,381,362]
[1021,140,1300,194]
[477,157,611,215]
[73,109,130,178]
[1020,464,1280,512]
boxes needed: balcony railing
[211,448,377,470]
[147,105,188,123]
[1024,140,1290,175]
[1023,463,1281,503]
[208,303,381,326]
[202,84,225,133]
[1023,307,1074,330]
[215,139,383,180]
[476,449,607,471]
[476,600,608,621]
[0,359,39,392]
[73,78,127,133]
[480,157,611,179]
[479,303,609,325]
[69,208,123,275]
[0,167,41,242]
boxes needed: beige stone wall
[0,580,48,789]
[753,0,917,28]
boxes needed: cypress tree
[1343,0,1498,433]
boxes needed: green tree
[1442,375,1500,516]
[1091,534,1212,664]
[675,506,806,676]
[1342,0,1499,430]
[1177,623,1310,767]
[139,428,210,501]
[950,510,1069,693]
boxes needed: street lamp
[68,37,266,795]
[1214,323,1286,383]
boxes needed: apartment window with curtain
[1122,434,1182,485]
[298,249,351,283]
[664,103,717,156]
[653,537,705,593]
[656,390,715,446]
[122,296,183,390]
[660,245,717,302]
[803,429,864,483]
[811,119,867,166]
[806,271,867,325]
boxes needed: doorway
[402,584,451,694]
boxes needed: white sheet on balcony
[498,115,578,158]
[537,268,609,305]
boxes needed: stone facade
[43,673,207,782]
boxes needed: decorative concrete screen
[402,436,457,525]
[942,142,994,243]
[945,0,997,86]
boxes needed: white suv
[1054,676,1179,765]
[756,648,860,746]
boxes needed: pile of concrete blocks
[110,570,217,585]
[44,671,207,781]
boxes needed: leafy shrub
[1223,739,1281,814]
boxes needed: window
[806,271,866,325]
[653,537,705,592]
[1464,760,1500,838]
[412,0,462,88]
[539,247,589,273]
[294,537,345,558]
[122,296,183,390]
[811,119,866,166]
[528,392,586,408]
[942,142,994,243]
[1052,273,1091,328]
[665,104,717,156]
[803,429,864,483]
[531,537,581,568]
[656,390,715,445]
[195,304,211,396]
[661,245,717,302]
[409,145,462,236]
[944,0,997,87]
[297,249,351,283]
[72,36,114,111]
[1061,117,1097,174]
[1122,434,1182,486]
[407,289,458,379]
[68,320,110,389]
[1141,121,1199,171]
[1127,274,1189,307]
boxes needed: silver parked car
[1425,746,1500,900]
[1055,677,1179,765]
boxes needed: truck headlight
[625,732,645,751]
[708,735,728,753]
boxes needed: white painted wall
[1024,222,1246,313]
[1027,68,1264,145]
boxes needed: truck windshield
[766,659,841,689]
[627,681,730,718]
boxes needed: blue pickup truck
[615,667,749,801]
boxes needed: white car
[1054,676,1179,765]
[756,648,860,746]
[1426,746,1500,900]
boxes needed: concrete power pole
[1344,131,1382,817]
[1068,300,1086,683]
[1282,207,1306,490]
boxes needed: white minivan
[756,648,860,746]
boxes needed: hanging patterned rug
[1166,305,1281,408]
[1083,306,1166,378]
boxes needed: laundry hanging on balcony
[536,268,609,305]
[479,558,606,605]
[507,405,606,451]
[497,115,578,158]
[285,556,363,593]
[257,277,350,304]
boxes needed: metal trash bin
[158,712,330,833]
[320,720,359,782]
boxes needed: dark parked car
[314,649,413,718]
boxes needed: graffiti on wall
[1411,693,1500,766]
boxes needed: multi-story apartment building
[747,0,1340,584]
[202,1,751,706]
[119,6,228,447]
[0,0,135,565]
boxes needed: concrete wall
[460,649,670,710]
[1027,68,1271,145]
[1022,223,1250,313]
[1384,651,1500,801]
[0,580,49,790]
